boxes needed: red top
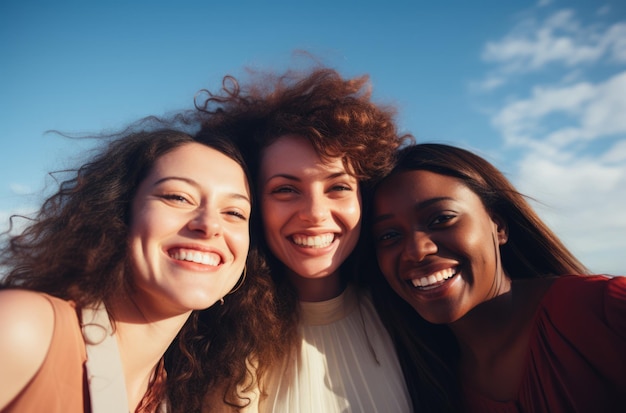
[464,275,626,413]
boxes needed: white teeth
[410,268,456,288]
[292,233,334,248]
[170,249,220,266]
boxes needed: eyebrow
[373,196,455,224]
[265,171,353,183]
[153,176,251,204]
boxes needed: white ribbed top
[261,286,413,413]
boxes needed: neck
[109,295,191,412]
[447,278,555,401]
[449,289,516,364]
[288,270,345,302]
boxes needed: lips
[169,248,221,266]
[291,233,335,248]
[408,267,457,289]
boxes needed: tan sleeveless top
[4,293,89,412]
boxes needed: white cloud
[471,75,506,92]
[602,140,626,163]
[513,149,626,274]
[596,5,611,17]
[476,6,626,274]
[605,23,626,62]
[478,9,626,89]
[9,183,33,195]
[516,151,624,199]
[489,72,626,274]
[580,72,626,135]
[493,70,626,148]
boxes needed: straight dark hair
[365,143,589,411]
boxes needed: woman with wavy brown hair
[197,66,415,412]
[0,122,282,413]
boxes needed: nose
[298,193,330,223]
[402,230,437,262]
[187,207,222,237]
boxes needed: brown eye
[375,229,401,245]
[431,214,456,226]
[272,186,296,194]
[225,210,248,221]
[161,194,190,204]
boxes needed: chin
[179,294,223,311]
[302,264,340,279]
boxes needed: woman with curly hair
[369,143,626,412]
[0,124,282,412]
[197,66,415,412]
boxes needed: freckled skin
[373,170,509,324]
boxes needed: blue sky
[1,0,625,274]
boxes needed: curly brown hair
[0,121,284,412]
[196,67,413,185]
[193,66,414,384]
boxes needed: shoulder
[601,276,626,338]
[0,289,57,409]
[539,275,626,336]
[0,289,57,347]
[541,275,614,307]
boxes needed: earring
[227,266,247,296]
[219,297,225,305]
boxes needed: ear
[491,213,508,245]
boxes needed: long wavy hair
[365,143,590,412]
[194,66,414,356]
[0,123,283,412]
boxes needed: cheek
[339,195,362,243]
[375,249,394,279]
[378,260,406,298]
[129,203,178,240]
[225,221,251,254]
[339,198,362,229]
[128,212,153,249]
[344,207,361,229]
[343,221,362,254]
[461,224,494,261]
[260,199,284,233]
[259,205,283,255]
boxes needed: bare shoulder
[0,289,55,409]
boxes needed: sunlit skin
[372,170,510,325]
[128,142,251,319]
[259,135,362,301]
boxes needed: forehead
[375,170,476,209]
[154,142,235,171]
[260,134,348,177]
[148,142,249,194]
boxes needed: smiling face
[372,170,509,324]
[259,135,362,292]
[128,142,251,317]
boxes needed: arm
[0,289,55,410]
